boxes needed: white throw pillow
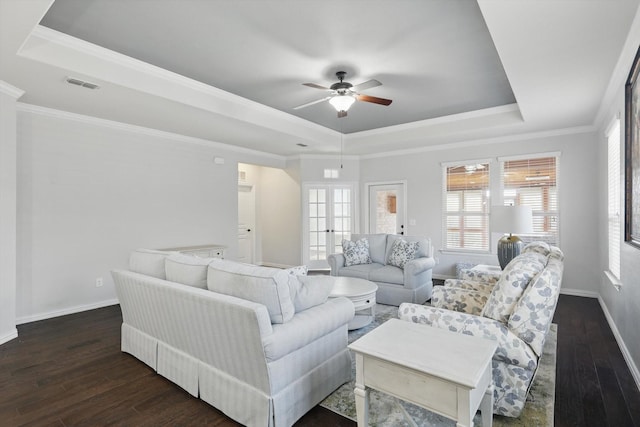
[387,239,419,269]
[207,260,295,324]
[288,275,335,312]
[284,265,308,276]
[165,254,214,289]
[129,249,179,279]
[342,238,372,267]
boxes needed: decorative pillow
[288,275,335,312]
[165,254,214,289]
[284,265,308,276]
[207,260,295,324]
[129,249,179,279]
[387,239,419,269]
[342,238,372,267]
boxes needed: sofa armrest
[263,296,354,362]
[402,257,435,289]
[459,267,501,284]
[327,253,345,276]
[398,303,537,367]
[431,286,488,316]
[443,279,495,294]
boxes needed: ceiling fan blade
[303,83,331,90]
[293,96,332,110]
[352,79,381,92]
[356,94,393,106]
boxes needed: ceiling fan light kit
[295,71,392,118]
[329,94,355,113]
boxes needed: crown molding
[16,103,286,162]
[360,125,596,160]
[350,103,521,139]
[287,153,360,161]
[0,81,25,99]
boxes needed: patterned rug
[320,304,556,427]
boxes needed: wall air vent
[65,77,100,90]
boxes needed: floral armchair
[398,242,564,418]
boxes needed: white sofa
[327,234,435,306]
[113,249,354,427]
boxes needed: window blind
[607,119,621,279]
[443,162,490,251]
[500,155,559,245]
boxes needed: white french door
[367,182,406,235]
[303,184,355,269]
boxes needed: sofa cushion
[482,252,547,323]
[342,238,372,266]
[207,261,295,324]
[129,249,178,279]
[387,239,419,268]
[368,265,404,284]
[288,275,335,312]
[352,234,387,264]
[338,263,384,279]
[165,254,214,289]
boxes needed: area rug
[320,304,556,427]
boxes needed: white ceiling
[0,0,638,157]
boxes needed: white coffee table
[349,318,497,427]
[329,277,378,330]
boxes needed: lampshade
[329,94,355,112]
[491,205,533,235]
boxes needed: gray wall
[598,79,640,381]
[359,130,600,294]
[0,86,20,344]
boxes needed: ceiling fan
[294,71,392,118]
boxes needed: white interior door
[238,184,255,264]
[303,184,355,269]
[368,183,406,235]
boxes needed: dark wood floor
[0,295,638,426]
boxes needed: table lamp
[491,205,533,269]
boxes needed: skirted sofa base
[114,250,354,427]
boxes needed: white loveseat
[113,249,354,427]
[327,234,435,306]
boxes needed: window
[607,119,621,280]
[443,162,490,251]
[499,154,560,245]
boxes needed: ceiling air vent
[296,143,308,147]
[65,77,100,90]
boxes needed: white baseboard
[559,287,599,298]
[597,295,640,391]
[16,298,119,325]
[0,328,18,345]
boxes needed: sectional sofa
[112,249,354,427]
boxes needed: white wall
[15,107,280,323]
[258,165,302,266]
[359,130,601,294]
[0,83,22,344]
